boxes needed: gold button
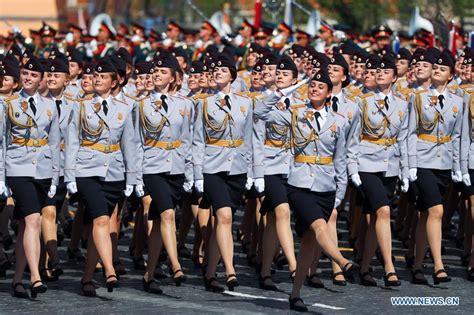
[32,160,36,164]
[384,146,388,151]
[313,148,317,152]
[33,149,37,152]
[437,154,441,157]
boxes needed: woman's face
[460,63,472,82]
[308,80,331,103]
[213,66,232,86]
[93,72,115,94]
[69,62,81,78]
[246,52,258,68]
[415,61,432,81]
[0,75,18,94]
[153,67,175,90]
[376,68,396,87]
[188,73,202,91]
[135,74,147,91]
[251,70,264,89]
[47,72,69,91]
[199,71,210,88]
[20,69,42,92]
[396,59,409,77]
[432,64,453,85]
[363,69,377,89]
[353,63,365,81]
[81,74,94,94]
[262,64,276,84]
[275,69,296,90]
[328,64,346,85]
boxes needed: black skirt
[76,177,125,223]
[287,185,335,237]
[143,173,185,220]
[203,172,246,213]
[260,174,289,214]
[464,169,474,197]
[8,177,51,220]
[359,172,398,214]
[415,168,450,211]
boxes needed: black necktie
[28,97,37,115]
[284,98,290,110]
[161,94,168,112]
[55,99,62,116]
[438,95,444,109]
[314,111,321,131]
[224,95,231,110]
[384,96,389,111]
[102,100,108,115]
[332,96,338,112]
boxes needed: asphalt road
[0,207,472,314]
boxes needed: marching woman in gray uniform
[253,55,298,290]
[3,56,60,298]
[351,55,408,286]
[64,59,136,296]
[408,51,463,285]
[135,53,194,294]
[193,54,253,292]
[255,69,357,312]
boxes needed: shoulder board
[235,92,250,98]
[245,91,260,98]
[360,92,374,99]
[290,103,306,110]
[64,95,79,102]
[63,91,74,98]
[191,93,211,100]
[4,95,19,102]
[414,89,427,95]
[347,95,357,102]
[238,69,246,74]
[77,94,94,102]
[174,95,192,102]
[114,98,128,105]
[459,84,471,90]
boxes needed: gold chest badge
[376,99,385,110]
[47,109,52,120]
[179,109,185,117]
[21,101,28,112]
[117,112,123,121]
[93,102,101,113]
[429,96,438,106]
[154,100,162,109]
[398,110,404,120]
[347,111,353,120]
[453,105,458,117]
[219,99,226,108]
[304,110,314,121]
[240,105,246,114]
[277,102,286,111]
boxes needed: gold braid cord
[80,101,105,136]
[139,99,168,135]
[290,108,316,152]
[202,98,233,141]
[362,98,388,138]
[7,102,35,128]
[416,92,440,132]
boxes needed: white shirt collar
[217,91,232,100]
[431,86,448,99]
[20,89,38,104]
[97,95,113,104]
[332,91,343,100]
[376,89,393,101]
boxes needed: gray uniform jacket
[460,90,474,173]
[252,93,300,178]
[352,91,409,178]
[407,87,463,172]
[256,93,348,201]
[192,91,253,181]
[136,92,194,184]
[2,90,60,185]
[64,94,137,185]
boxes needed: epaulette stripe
[290,104,306,109]
[4,95,19,102]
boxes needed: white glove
[135,184,145,197]
[124,185,134,197]
[401,178,409,193]
[183,181,194,193]
[462,174,471,187]
[409,168,417,182]
[254,178,265,193]
[351,174,362,187]
[0,181,5,196]
[452,171,462,183]
[334,198,342,209]
[245,177,254,190]
[48,185,57,198]
[66,182,78,194]
[195,179,204,193]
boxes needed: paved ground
[0,207,472,314]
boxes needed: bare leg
[426,205,447,276]
[274,203,296,272]
[215,207,235,277]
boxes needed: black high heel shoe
[40,269,56,282]
[204,277,224,292]
[306,274,325,288]
[106,275,119,292]
[81,280,96,297]
[226,274,239,291]
[12,283,29,299]
[30,280,47,298]
[432,269,451,285]
[411,269,428,285]
[259,275,277,291]
[142,278,163,295]
[2,236,13,251]
[50,262,64,278]
[332,271,347,286]
[384,272,401,286]
[342,262,358,282]
[360,272,377,286]
[173,269,186,286]
[289,296,308,312]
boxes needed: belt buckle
[166,142,173,150]
[33,139,40,147]
[385,138,391,146]
[228,139,235,147]
[315,156,321,164]
[104,144,111,153]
